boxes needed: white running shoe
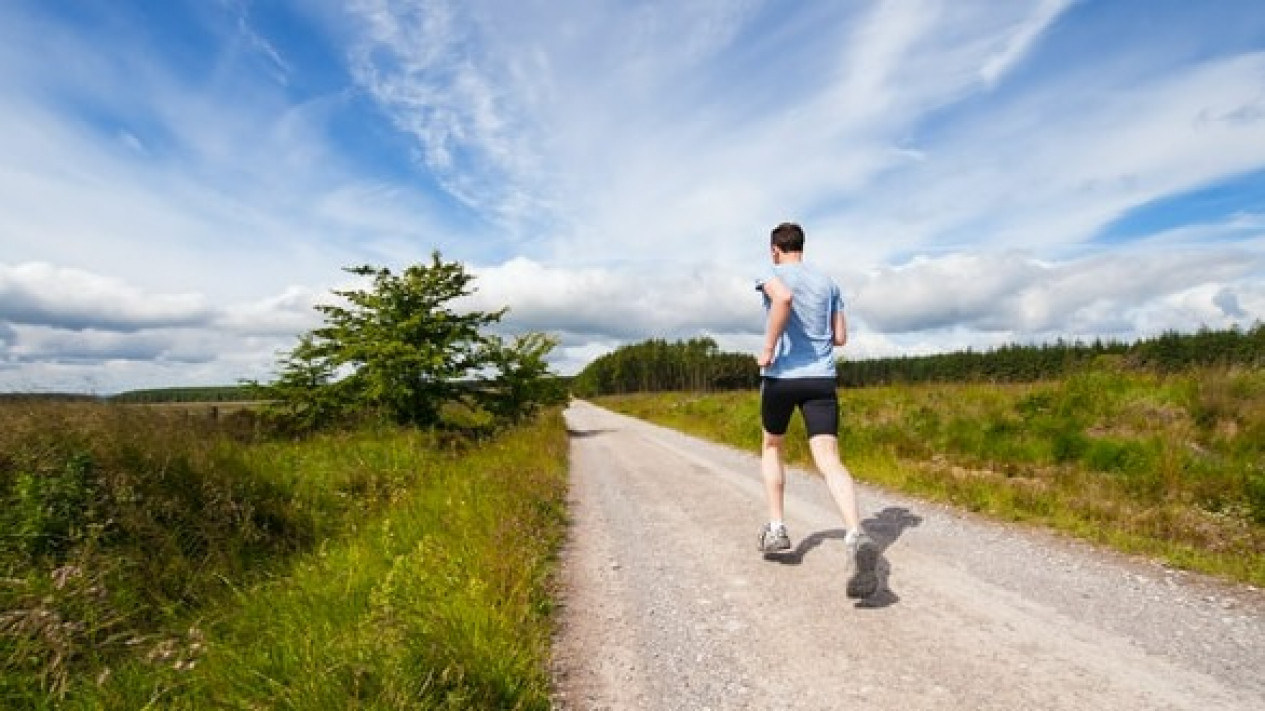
[758,522,792,555]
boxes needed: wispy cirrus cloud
[345,0,555,233]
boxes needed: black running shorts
[760,376,839,437]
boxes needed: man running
[755,221,878,598]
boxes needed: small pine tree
[255,252,561,432]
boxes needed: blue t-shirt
[755,263,844,379]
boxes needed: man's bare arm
[759,277,793,368]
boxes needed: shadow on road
[864,506,923,549]
[764,506,923,609]
[764,529,846,566]
[566,427,612,439]
[856,506,923,609]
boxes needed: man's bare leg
[757,431,794,554]
[810,434,878,597]
[808,434,862,532]
[761,431,787,522]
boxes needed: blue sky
[1,0,1263,393]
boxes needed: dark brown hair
[770,222,805,252]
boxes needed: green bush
[8,453,96,559]
[1049,424,1088,464]
[1247,469,1265,525]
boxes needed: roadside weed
[1,402,569,709]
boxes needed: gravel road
[549,400,1265,711]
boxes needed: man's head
[770,222,805,256]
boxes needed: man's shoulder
[792,263,837,287]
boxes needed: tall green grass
[1,401,569,709]
[598,367,1265,586]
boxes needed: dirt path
[549,401,1265,711]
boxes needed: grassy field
[1,401,569,709]
[6,365,1262,706]
[596,367,1265,587]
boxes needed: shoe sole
[761,546,792,560]
[759,535,792,558]
[846,539,879,598]
[760,540,792,554]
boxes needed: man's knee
[808,434,840,459]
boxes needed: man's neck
[775,251,804,265]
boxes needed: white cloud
[215,286,326,337]
[0,4,479,301]
[854,242,1264,338]
[0,263,212,331]
[346,0,554,231]
[0,262,330,392]
[978,0,1073,87]
[851,51,1265,256]
[7,326,192,364]
[466,257,757,341]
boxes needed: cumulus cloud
[466,258,758,342]
[853,244,1264,338]
[0,263,212,332]
[7,326,189,364]
[0,261,328,391]
[215,286,325,337]
[1214,288,1247,319]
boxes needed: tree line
[569,337,760,397]
[841,324,1265,387]
[572,324,1265,396]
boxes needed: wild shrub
[1248,471,1265,525]
[8,453,97,559]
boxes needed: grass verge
[2,402,569,709]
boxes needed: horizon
[7,322,1257,397]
